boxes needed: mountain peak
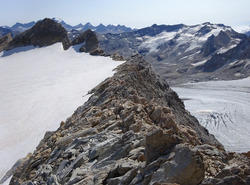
[52,17,63,23]
[85,22,92,26]
[97,23,105,27]
[5,18,70,50]
[10,21,36,32]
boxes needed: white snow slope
[139,23,237,53]
[0,43,124,181]
[173,78,250,153]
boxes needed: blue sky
[1,0,250,28]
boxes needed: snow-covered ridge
[139,23,233,53]
[139,31,177,52]
[0,43,124,180]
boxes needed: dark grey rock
[149,144,205,185]
[71,29,104,55]
[6,18,70,50]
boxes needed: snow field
[0,43,124,180]
[173,77,250,153]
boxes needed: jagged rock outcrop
[71,29,104,55]
[8,55,249,185]
[0,33,12,51]
[5,18,70,51]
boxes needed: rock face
[198,36,250,78]
[5,18,70,51]
[8,55,250,185]
[0,33,12,51]
[71,29,104,55]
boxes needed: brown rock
[145,127,180,164]
[0,33,12,51]
[242,151,250,158]
[160,113,178,132]
[150,106,162,122]
[179,125,202,145]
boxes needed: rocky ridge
[4,18,70,51]
[7,55,249,185]
[70,29,104,56]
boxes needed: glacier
[173,77,250,153]
[0,43,124,181]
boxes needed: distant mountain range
[0,18,134,38]
[51,18,134,34]
[98,22,250,84]
[1,18,250,84]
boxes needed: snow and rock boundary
[6,55,250,185]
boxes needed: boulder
[150,144,205,185]
[145,128,180,164]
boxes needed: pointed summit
[10,21,36,32]
[52,17,73,31]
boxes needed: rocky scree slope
[9,55,249,185]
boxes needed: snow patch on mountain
[52,17,63,23]
[139,31,177,52]
[0,43,124,180]
[191,59,208,66]
[173,77,250,153]
[139,23,233,54]
[217,44,238,54]
[233,25,250,34]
